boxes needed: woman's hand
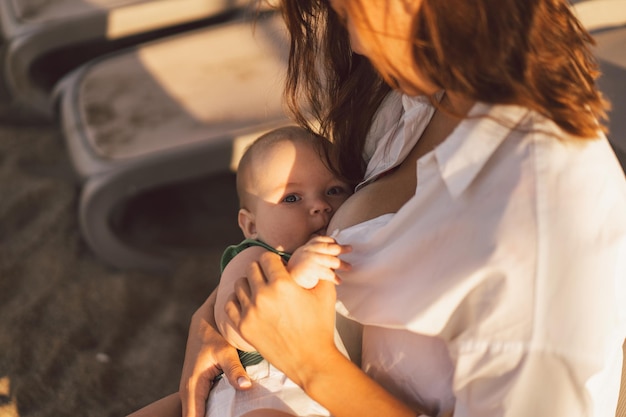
[225,251,339,387]
[179,290,252,417]
[288,235,352,289]
[224,252,422,417]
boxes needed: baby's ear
[238,208,257,239]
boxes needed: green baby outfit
[220,238,291,272]
[217,239,291,374]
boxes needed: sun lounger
[0,0,246,118]
[57,10,291,272]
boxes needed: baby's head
[236,126,351,253]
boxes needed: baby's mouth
[311,227,327,237]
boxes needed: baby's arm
[288,235,352,289]
[214,245,268,352]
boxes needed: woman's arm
[225,252,427,417]
[179,288,251,417]
[300,346,424,417]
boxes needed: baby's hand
[287,235,352,289]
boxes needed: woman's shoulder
[522,111,626,193]
[467,102,624,184]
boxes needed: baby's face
[245,139,351,253]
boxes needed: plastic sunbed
[0,0,246,118]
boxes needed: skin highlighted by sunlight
[0,376,19,417]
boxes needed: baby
[209,125,353,417]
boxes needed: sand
[0,113,242,416]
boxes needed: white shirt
[333,92,626,417]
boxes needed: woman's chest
[328,165,416,232]
[330,106,459,233]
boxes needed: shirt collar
[434,102,531,198]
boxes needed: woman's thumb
[222,353,252,390]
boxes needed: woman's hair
[280,0,609,183]
[280,0,391,184]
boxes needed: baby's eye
[282,194,301,203]
[327,186,347,196]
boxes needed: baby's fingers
[293,275,321,289]
[306,241,352,256]
[307,235,336,244]
[319,253,352,271]
[293,268,339,289]
[292,256,351,288]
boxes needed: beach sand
[0,112,242,416]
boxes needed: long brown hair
[280,0,609,183]
[280,0,390,184]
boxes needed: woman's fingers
[224,285,245,326]
[185,369,212,417]
[224,262,264,342]
[225,256,271,313]
[221,348,253,390]
[256,252,294,283]
[179,291,246,417]
[180,341,249,417]
[224,255,338,386]
[234,273,253,308]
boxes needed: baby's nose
[310,198,332,214]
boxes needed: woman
[143,0,626,416]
